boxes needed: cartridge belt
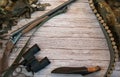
[89,0,119,77]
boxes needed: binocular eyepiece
[20,44,51,73]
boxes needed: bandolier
[89,0,120,77]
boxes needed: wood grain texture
[5,0,120,77]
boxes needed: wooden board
[4,0,120,77]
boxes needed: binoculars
[20,44,51,73]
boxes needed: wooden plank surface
[5,0,120,77]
